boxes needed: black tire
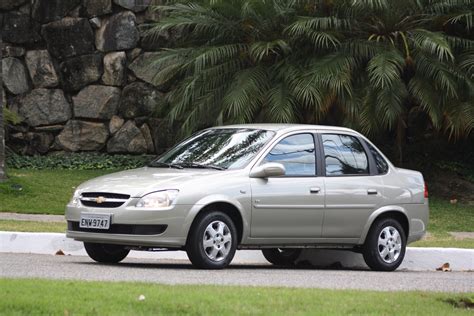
[262,248,302,266]
[363,218,406,271]
[84,242,130,263]
[186,211,238,269]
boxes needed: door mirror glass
[250,163,286,178]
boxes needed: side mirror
[249,163,286,178]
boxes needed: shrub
[6,152,155,170]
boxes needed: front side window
[152,128,275,170]
[322,134,369,176]
[263,134,316,176]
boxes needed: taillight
[424,182,429,198]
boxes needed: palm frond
[367,49,405,89]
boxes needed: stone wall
[1,0,176,155]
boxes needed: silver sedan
[66,124,429,271]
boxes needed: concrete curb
[1,232,473,271]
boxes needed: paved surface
[1,253,472,292]
[0,212,65,222]
[450,232,474,239]
[2,232,474,271]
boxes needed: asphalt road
[1,253,472,292]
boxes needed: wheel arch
[358,206,410,244]
[183,195,248,244]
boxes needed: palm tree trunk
[395,117,406,166]
[0,47,7,182]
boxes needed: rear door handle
[367,189,378,195]
[310,187,321,194]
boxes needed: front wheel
[363,218,406,271]
[186,211,238,269]
[84,242,130,263]
[262,248,302,266]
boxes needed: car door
[250,132,325,238]
[320,133,385,238]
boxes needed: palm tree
[0,86,6,182]
[145,0,473,162]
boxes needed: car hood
[76,167,224,197]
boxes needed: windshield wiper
[177,162,225,170]
[147,161,184,169]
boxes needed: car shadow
[73,259,370,271]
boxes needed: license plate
[79,213,111,230]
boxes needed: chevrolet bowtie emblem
[95,196,106,204]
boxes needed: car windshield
[149,128,275,170]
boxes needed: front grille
[80,192,130,208]
[68,221,167,235]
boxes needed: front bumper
[65,202,192,248]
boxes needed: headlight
[136,190,179,209]
[69,190,80,206]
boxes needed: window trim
[254,132,319,178]
[317,132,375,177]
[362,139,389,175]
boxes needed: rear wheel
[363,218,406,271]
[262,248,302,266]
[186,211,237,269]
[84,242,129,263]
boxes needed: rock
[34,125,64,132]
[148,118,175,153]
[141,26,184,50]
[15,89,71,127]
[18,3,31,14]
[60,54,103,91]
[25,50,59,88]
[95,11,139,52]
[144,0,162,22]
[56,120,109,151]
[27,132,55,154]
[102,52,127,86]
[109,115,124,135]
[0,0,27,10]
[128,52,174,91]
[2,45,26,57]
[2,13,41,44]
[107,120,147,153]
[140,123,155,153]
[42,18,95,59]
[113,0,151,12]
[7,132,53,155]
[119,82,164,119]
[126,48,142,61]
[73,85,120,119]
[32,0,81,23]
[69,5,82,18]
[127,73,137,82]
[83,0,112,17]
[89,17,101,29]
[2,57,30,95]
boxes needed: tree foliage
[145,0,474,141]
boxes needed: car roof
[211,123,359,134]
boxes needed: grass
[0,220,65,233]
[0,278,473,315]
[0,169,113,214]
[411,199,474,249]
[0,169,472,248]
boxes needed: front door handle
[367,189,378,195]
[310,187,321,194]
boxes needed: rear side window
[366,142,389,174]
[263,133,316,176]
[322,134,369,176]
